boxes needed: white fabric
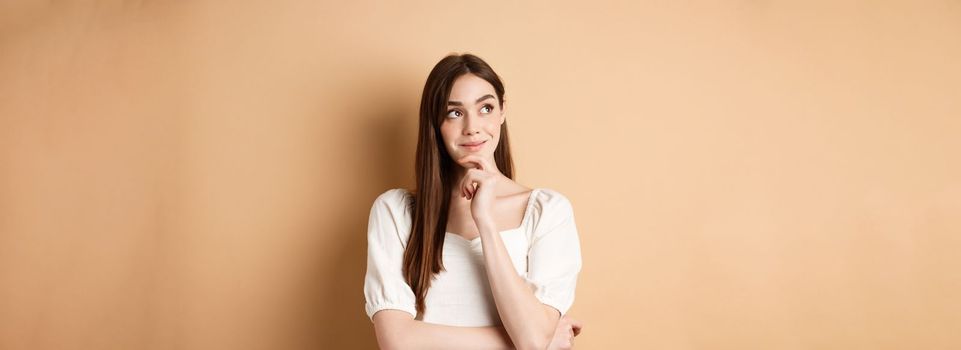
[363,187,582,327]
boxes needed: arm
[477,218,560,350]
[366,189,577,349]
[372,310,513,350]
[364,190,509,349]
[454,155,574,350]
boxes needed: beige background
[1,1,959,349]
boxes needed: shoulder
[368,188,415,244]
[369,188,414,227]
[530,188,574,214]
[528,188,579,240]
[373,188,413,207]
[529,188,575,229]
[371,188,414,215]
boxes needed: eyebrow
[447,94,495,106]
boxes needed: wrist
[474,217,497,233]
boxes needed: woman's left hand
[457,155,501,224]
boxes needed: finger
[461,172,475,199]
[465,170,484,200]
[462,172,478,200]
[462,176,472,200]
[570,319,584,336]
[568,318,584,329]
[456,155,483,169]
[457,155,492,172]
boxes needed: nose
[462,113,480,136]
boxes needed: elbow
[376,334,414,350]
[517,314,559,350]
[374,334,398,350]
[518,341,549,350]
[377,343,407,350]
[372,311,417,350]
[375,328,420,350]
[517,334,552,350]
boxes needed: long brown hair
[403,53,514,316]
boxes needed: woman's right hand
[547,315,583,349]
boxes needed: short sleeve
[363,189,417,320]
[526,190,583,316]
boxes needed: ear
[499,101,507,125]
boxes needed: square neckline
[445,188,541,244]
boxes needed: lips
[460,140,487,147]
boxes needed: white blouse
[363,187,582,327]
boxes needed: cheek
[439,123,458,150]
[439,122,454,141]
[485,118,502,137]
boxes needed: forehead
[448,74,496,103]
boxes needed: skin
[372,73,583,350]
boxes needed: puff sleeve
[526,190,583,315]
[363,189,417,320]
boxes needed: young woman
[363,53,584,350]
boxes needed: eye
[480,104,493,114]
[446,109,462,119]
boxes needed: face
[439,73,505,164]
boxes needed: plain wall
[1,1,959,349]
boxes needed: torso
[413,184,542,326]
[380,186,568,326]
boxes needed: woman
[363,53,584,349]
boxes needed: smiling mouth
[460,140,487,147]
